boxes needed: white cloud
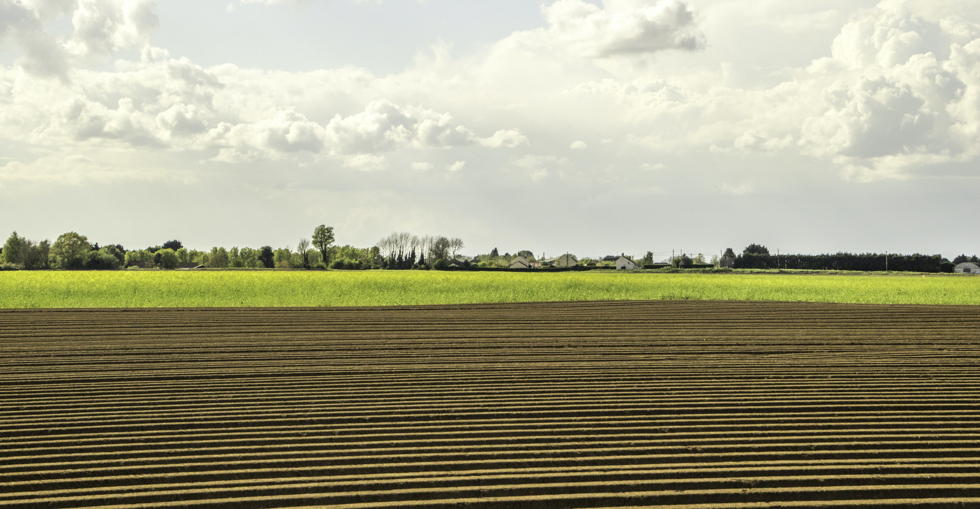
[207,109,326,162]
[570,140,587,149]
[0,1,71,79]
[446,160,465,172]
[534,0,704,59]
[734,131,795,154]
[410,162,433,170]
[479,129,529,148]
[323,100,475,154]
[342,153,387,172]
[65,0,158,58]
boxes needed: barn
[954,262,980,274]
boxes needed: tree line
[1,226,467,271]
[4,228,977,273]
[721,245,978,273]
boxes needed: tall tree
[743,244,770,256]
[723,248,736,259]
[297,238,311,268]
[51,232,91,269]
[313,225,335,267]
[259,246,275,268]
[3,231,24,265]
[430,237,451,261]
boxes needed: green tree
[21,239,50,270]
[259,246,275,268]
[162,240,183,251]
[208,247,230,268]
[3,231,25,265]
[671,254,693,268]
[86,245,123,270]
[176,248,189,263]
[430,237,451,262]
[157,249,179,269]
[312,225,335,267]
[642,251,654,264]
[51,232,91,269]
[723,248,736,259]
[743,244,770,256]
[273,248,293,268]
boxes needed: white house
[616,256,638,270]
[509,256,530,269]
[955,262,980,274]
[554,254,577,267]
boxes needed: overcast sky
[2,0,979,261]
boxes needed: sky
[1,0,979,261]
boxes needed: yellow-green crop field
[1,270,979,308]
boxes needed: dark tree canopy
[163,240,183,251]
[259,246,275,268]
[743,244,770,256]
[723,248,736,259]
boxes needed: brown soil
[1,301,979,508]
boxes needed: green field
[1,270,979,308]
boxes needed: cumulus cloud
[410,162,433,170]
[479,129,529,148]
[446,160,465,172]
[789,0,980,177]
[0,0,158,80]
[531,0,704,59]
[323,100,476,155]
[570,140,588,149]
[0,1,71,79]
[207,110,326,162]
[65,0,158,57]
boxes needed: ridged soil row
[1,301,978,508]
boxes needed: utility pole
[886,251,888,272]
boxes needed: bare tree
[449,238,464,259]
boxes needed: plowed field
[2,300,979,508]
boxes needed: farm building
[616,256,638,270]
[177,262,202,270]
[509,256,530,269]
[955,262,980,274]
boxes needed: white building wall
[955,262,980,274]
